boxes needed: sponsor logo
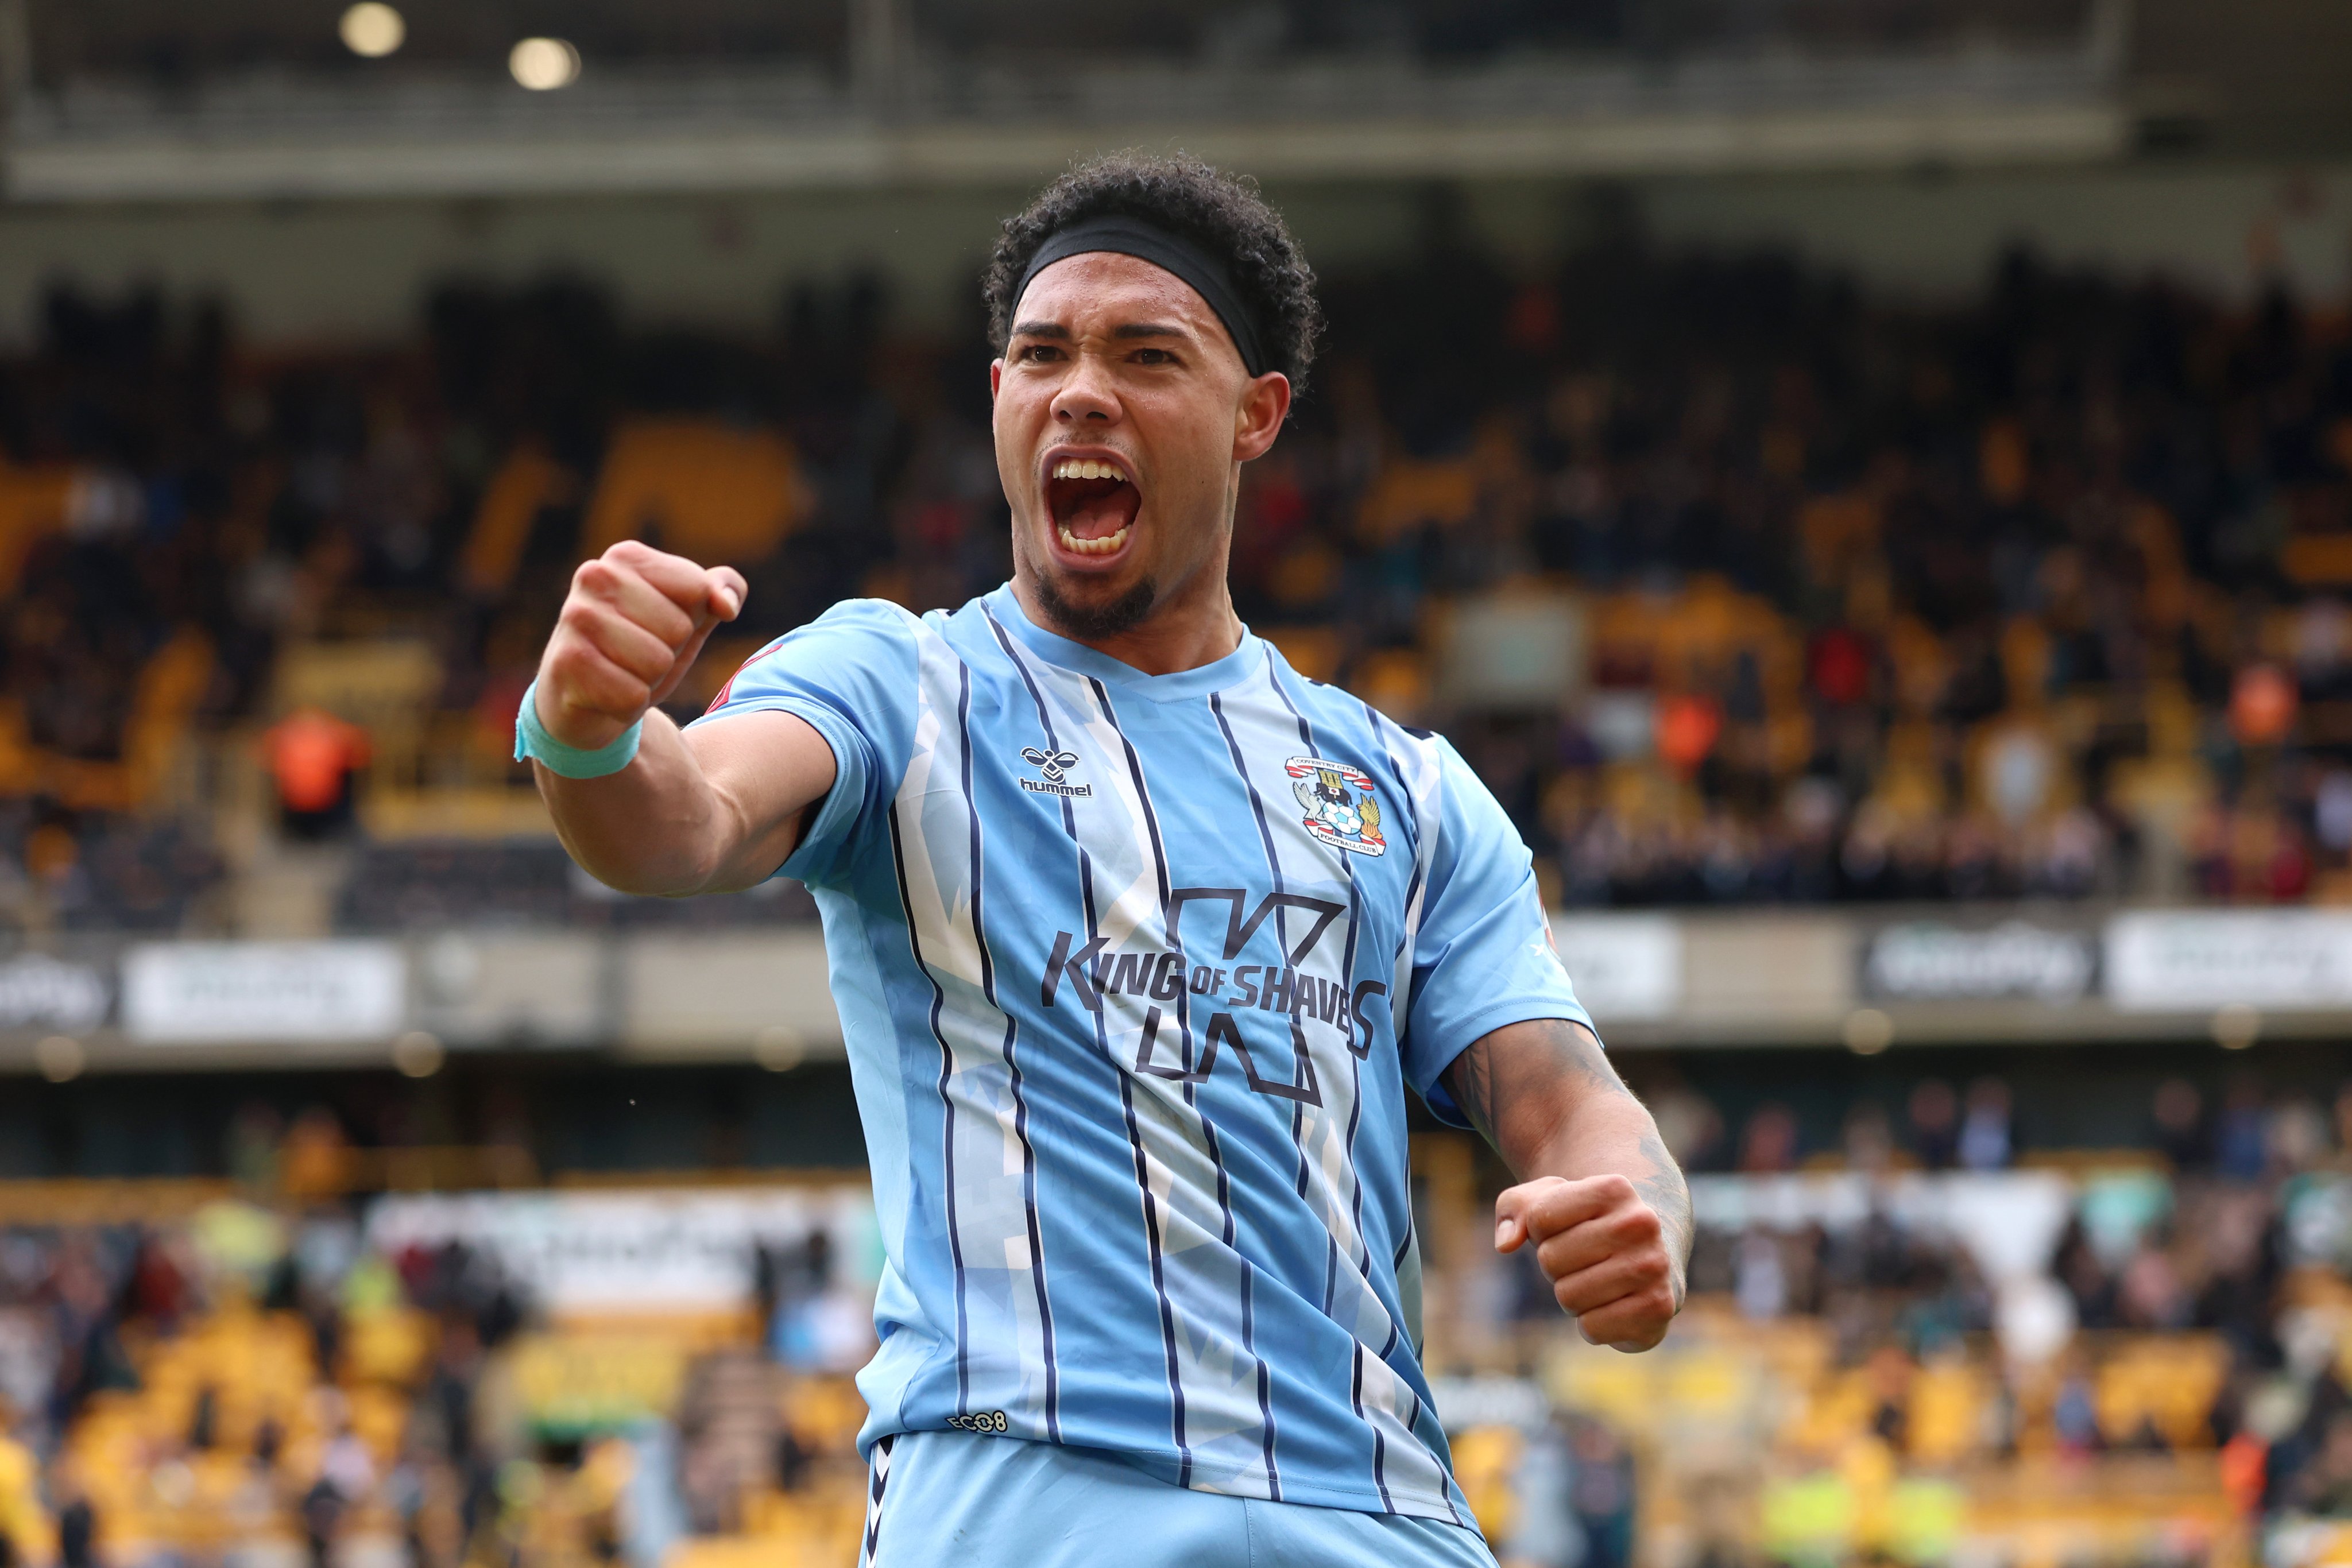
[1861,921,2095,1003]
[1039,886,1391,1109]
[1286,756,1386,856]
[1018,746,1090,797]
[945,1411,1010,1434]
[0,952,109,1032]
[2106,911,2352,1011]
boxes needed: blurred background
[1,1,2351,1566]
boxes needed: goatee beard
[1032,568,1160,641]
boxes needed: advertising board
[121,940,405,1043]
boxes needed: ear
[1232,371,1291,463]
[989,358,1004,404]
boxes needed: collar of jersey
[984,583,1264,703]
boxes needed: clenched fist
[536,540,748,750]
[1495,1173,1680,1352]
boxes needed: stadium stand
[7,1099,2352,1567]
[2,241,2350,932]
[6,5,2352,1568]
[6,53,2352,1557]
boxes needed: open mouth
[1045,457,1140,559]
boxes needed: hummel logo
[1020,747,1080,784]
[1019,746,1090,798]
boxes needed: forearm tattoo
[1447,1017,1693,1300]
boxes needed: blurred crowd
[0,1181,876,1568]
[1272,243,2352,911]
[1655,1069,2338,1187]
[2,1066,2352,1565]
[1448,1070,2352,1567]
[0,1201,576,1568]
[3,230,2352,924]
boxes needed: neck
[1009,565,1244,677]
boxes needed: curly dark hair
[984,151,1322,394]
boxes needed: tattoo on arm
[1446,1016,1593,1147]
[1446,1017,1694,1299]
[1630,1126,1693,1306]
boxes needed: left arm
[1444,1016,1691,1352]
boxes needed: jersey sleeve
[686,598,920,888]
[1401,737,1596,1128]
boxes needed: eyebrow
[1007,320,1194,342]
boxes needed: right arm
[531,540,835,896]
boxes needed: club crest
[1285,756,1386,857]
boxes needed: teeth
[1051,458,1127,482]
[1057,524,1129,556]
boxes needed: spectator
[9,240,2352,931]
[1843,1104,1896,1175]
[2217,1082,2271,1183]
[261,707,371,841]
[51,1459,93,1568]
[1566,1419,1635,1568]
[2116,1240,2192,1330]
[1908,1079,1959,1171]
[2292,1413,2352,1516]
[1738,1105,1800,1174]
[1959,1079,2013,1171]
[0,1410,45,1568]
[2154,1079,2212,1174]
[280,1108,355,1200]
[1735,1230,1789,1321]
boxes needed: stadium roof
[0,0,2343,202]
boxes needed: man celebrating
[520,153,1689,1567]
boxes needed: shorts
[860,1430,1499,1568]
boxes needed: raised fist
[535,540,746,750]
[1495,1173,1680,1352]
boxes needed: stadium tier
[1,243,2350,1059]
[3,0,2130,199]
[5,1154,2352,1567]
[0,227,2346,1564]
[3,2,2352,1563]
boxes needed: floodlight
[338,2,405,57]
[509,37,582,90]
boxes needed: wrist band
[513,680,644,779]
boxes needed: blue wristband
[514,680,644,779]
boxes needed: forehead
[1011,250,1238,361]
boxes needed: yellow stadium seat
[1356,456,1478,542]
[463,442,574,594]
[1906,1362,1986,1466]
[342,1308,436,1388]
[581,417,805,564]
[0,461,75,596]
[1451,1424,1523,1541]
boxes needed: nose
[1049,349,1121,425]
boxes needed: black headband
[1014,214,1270,378]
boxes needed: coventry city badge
[1285,756,1387,857]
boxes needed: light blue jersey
[692,583,1593,1524]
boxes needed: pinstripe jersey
[691,584,1595,1522]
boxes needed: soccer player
[520,153,1691,1567]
